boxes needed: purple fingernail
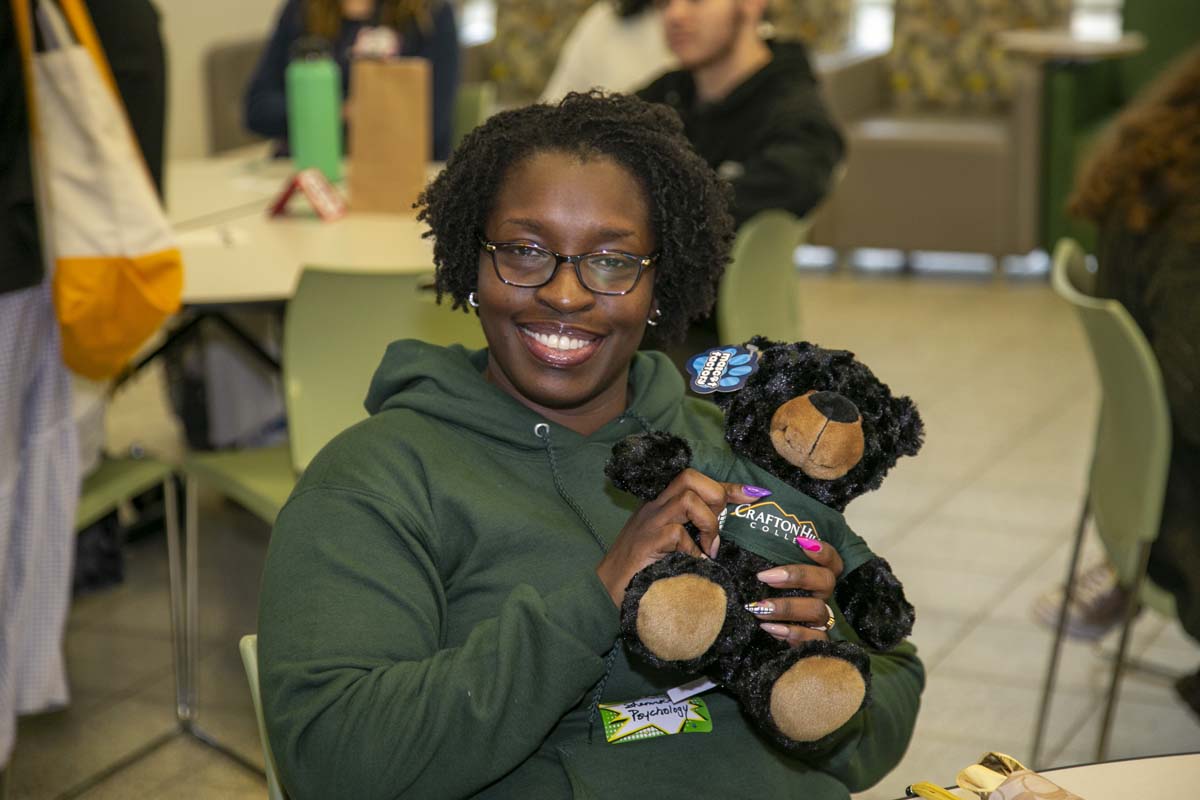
[744,485,772,498]
[796,538,822,553]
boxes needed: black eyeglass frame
[479,239,658,296]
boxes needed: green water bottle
[286,38,342,182]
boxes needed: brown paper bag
[348,58,430,214]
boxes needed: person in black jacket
[638,0,844,228]
[86,0,167,197]
[1,2,42,299]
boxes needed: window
[457,0,496,47]
[853,0,894,51]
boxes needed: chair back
[239,635,288,800]
[452,81,496,151]
[1051,239,1172,587]
[283,269,486,473]
[204,39,266,154]
[717,210,806,345]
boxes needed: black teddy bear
[604,338,923,752]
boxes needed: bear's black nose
[809,391,859,423]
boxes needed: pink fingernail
[760,623,789,637]
[708,534,721,559]
[796,538,822,553]
[757,567,788,583]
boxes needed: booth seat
[810,0,1069,260]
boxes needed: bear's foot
[734,640,871,751]
[620,554,753,671]
[770,654,866,742]
[637,573,726,661]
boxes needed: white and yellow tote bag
[12,0,182,379]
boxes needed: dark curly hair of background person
[415,91,736,345]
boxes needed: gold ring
[805,603,836,632]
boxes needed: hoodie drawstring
[534,422,620,743]
[617,410,654,434]
[535,423,608,554]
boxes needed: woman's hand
[749,539,845,647]
[596,470,766,608]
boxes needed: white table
[177,212,434,306]
[123,152,439,382]
[167,151,440,305]
[165,144,288,231]
[897,752,1200,799]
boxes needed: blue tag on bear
[687,346,760,394]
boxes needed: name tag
[598,695,713,744]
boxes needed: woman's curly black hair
[415,91,735,345]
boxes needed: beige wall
[158,0,280,158]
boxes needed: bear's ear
[890,395,925,457]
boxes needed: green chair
[1031,239,1175,767]
[181,269,485,739]
[451,81,496,152]
[1040,0,1200,252]
[239,635,287,800]
[55,456,194,785]
[717,210,807,345]
[78,457,185,716]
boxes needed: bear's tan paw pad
[769,656,866,741]
[635,574,726,661]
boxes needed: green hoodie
[258,341,924,800]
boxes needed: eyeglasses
[479,239,657,296]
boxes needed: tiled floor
[7,263,1200,799]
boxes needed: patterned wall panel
[488,0,594,101]
[887,0,1070,112]
[769,0,855,53]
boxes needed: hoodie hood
[364,339,688,451]
[716,40,817,114]
[645,40,817,117]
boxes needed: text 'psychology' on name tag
[598,695,713,744]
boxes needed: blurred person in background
[0,0,81,776]
[1,3,168,774]
[637,0,843,228]
[635,0,843,367]
[1035,44,1200,718]
[540,0,675,102]
[245,0,459,161]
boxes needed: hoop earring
[468,292,480,308]
[646,308,662,327]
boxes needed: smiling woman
[256,91,925,800]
